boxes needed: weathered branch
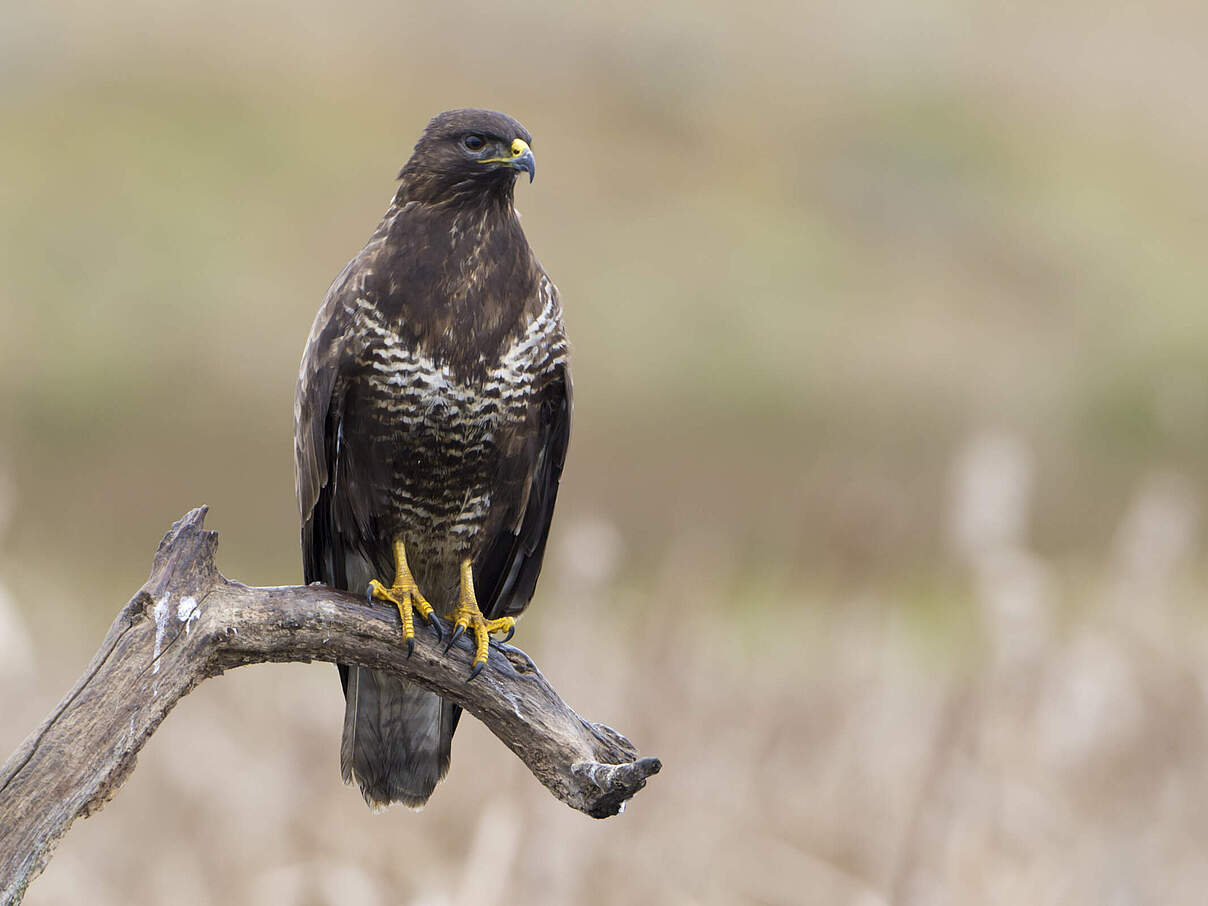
[0,508,660,904]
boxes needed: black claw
[502,625,515,643]
[445,623,465,653]
[366,584,374,606]
[428,614,444,643]
[406,636,415,659]
[469,661,485,681]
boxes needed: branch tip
[573,757,663,818]
[145,507,221,598]
[0,508,660,903]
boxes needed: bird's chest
[363,356,519,462]
[352,341,533,566]
[357,329,543,493]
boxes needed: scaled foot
[446,558,515,679]
[367,539,442,656]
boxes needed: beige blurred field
[3,1,1208,903]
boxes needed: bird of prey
[294,109,571,810]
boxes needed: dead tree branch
[0,507,660,904]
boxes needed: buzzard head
[397,109,535,206]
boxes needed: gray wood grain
[0,508,660,905]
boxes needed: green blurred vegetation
[3,3,1207,619]
[3,2,1208,903]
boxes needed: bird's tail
[340,666,459,810]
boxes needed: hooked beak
[509,138,535,183]
[481,137,535,183]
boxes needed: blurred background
[3,0,1208,903]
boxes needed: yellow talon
[367,539,438,653]
[446,558,515,678]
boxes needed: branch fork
[0,508,660,904]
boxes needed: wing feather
[478,363,572,620]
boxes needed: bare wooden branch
[0,508,660,904]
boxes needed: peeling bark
[0,508,660,904]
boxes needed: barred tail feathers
[340,666,457,810]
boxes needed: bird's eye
[463,135,486,152]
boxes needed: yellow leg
[367,539,440,656]
[446,558,515,679]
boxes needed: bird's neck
[394,170,516,211]
[370,197,543,377]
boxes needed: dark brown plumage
[294,109,570,810]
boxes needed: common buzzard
[294,109,570,809]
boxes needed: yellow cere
[479,138,531,165]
